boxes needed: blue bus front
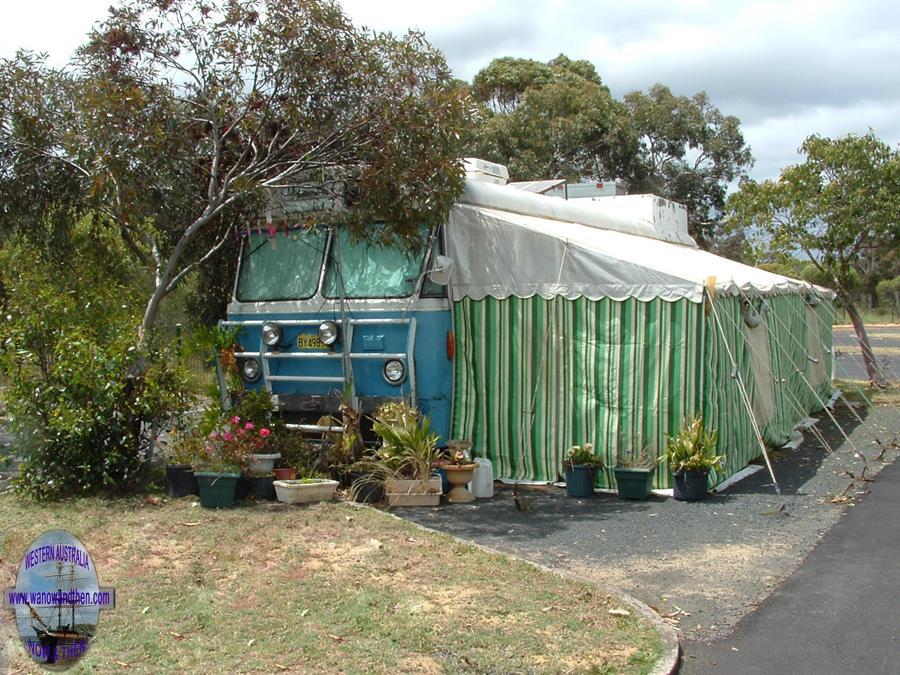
[221,225,453,442]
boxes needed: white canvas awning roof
[446,181,833,304]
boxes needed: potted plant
[165,430,201,498]
[210,325,245,406]
[614,445,660,500]
[272,433,311,480]
[273,476,340,504]
[665,417,725,501]
[369,403,443,507]
[439,441,478,503]
[563,443,604,498]
[194,419,269,508]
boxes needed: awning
[446,200,832,304]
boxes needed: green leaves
[727,131,899,384]
[624,84,753,248]
[729,131,899,295]
[0,241,192,500]
[665,416,724,474]
[1,0,470,339]
[468,55,636,183]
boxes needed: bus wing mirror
[427,255,454,286]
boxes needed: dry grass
[0,496,661,674]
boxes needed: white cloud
[2,0,897,182]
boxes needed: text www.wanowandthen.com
[6,589,114,608]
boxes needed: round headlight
[382,359,406,384]
[261,322,282,346]
[241,358,261,382]
[318,320,339,346]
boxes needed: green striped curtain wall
[451,295,704,487]
[451,293,834,489]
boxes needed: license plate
[297,334,327,350]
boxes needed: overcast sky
[3,0,897,181]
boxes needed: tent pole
[700,289,707,423]
[739,289,866,458]
[717,297,843,457]
[708,296,783,498]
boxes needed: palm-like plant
[666,417,725,473]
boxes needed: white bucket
[468,457,494,498]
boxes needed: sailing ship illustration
[23,561,95,665]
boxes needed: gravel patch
[394,403,900,642]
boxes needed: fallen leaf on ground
[608,608,631,617]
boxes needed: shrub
[0,244,192,499]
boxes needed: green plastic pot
[564,465,596,498]
[195,471,241,508]
[614,467,655,500]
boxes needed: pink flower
[231,416,241,425]
[259,428,271,438]
[244,422,255,430]
[223,432,235,442]
[237,428,245,436]
[208,432,218,439]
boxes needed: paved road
[832,324,899,382]
[681,456,900,674]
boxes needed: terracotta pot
[442,463,479,503]
[273,467,297,480]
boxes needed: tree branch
[165,224,233,295]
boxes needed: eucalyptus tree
[728,132,899,386]
[0,0,470,344]
[469,55,637,182]
[624,84,754,250]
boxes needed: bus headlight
[261,322,282,346]
[241,358,261,382]
[382,359,406,384]
[318,320,339,346]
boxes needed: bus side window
[420,228,448,298]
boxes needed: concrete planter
[385,477,442,507]
[273,478,339,505]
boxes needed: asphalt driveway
[832,324,900,382]
[680,455,900,674]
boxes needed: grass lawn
[0,496,662,674]
[835,379,900,406]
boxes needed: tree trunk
[844,300,885,387]
[138,281,168,350]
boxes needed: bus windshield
[323,229,426,299]
[235,228,327,302]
